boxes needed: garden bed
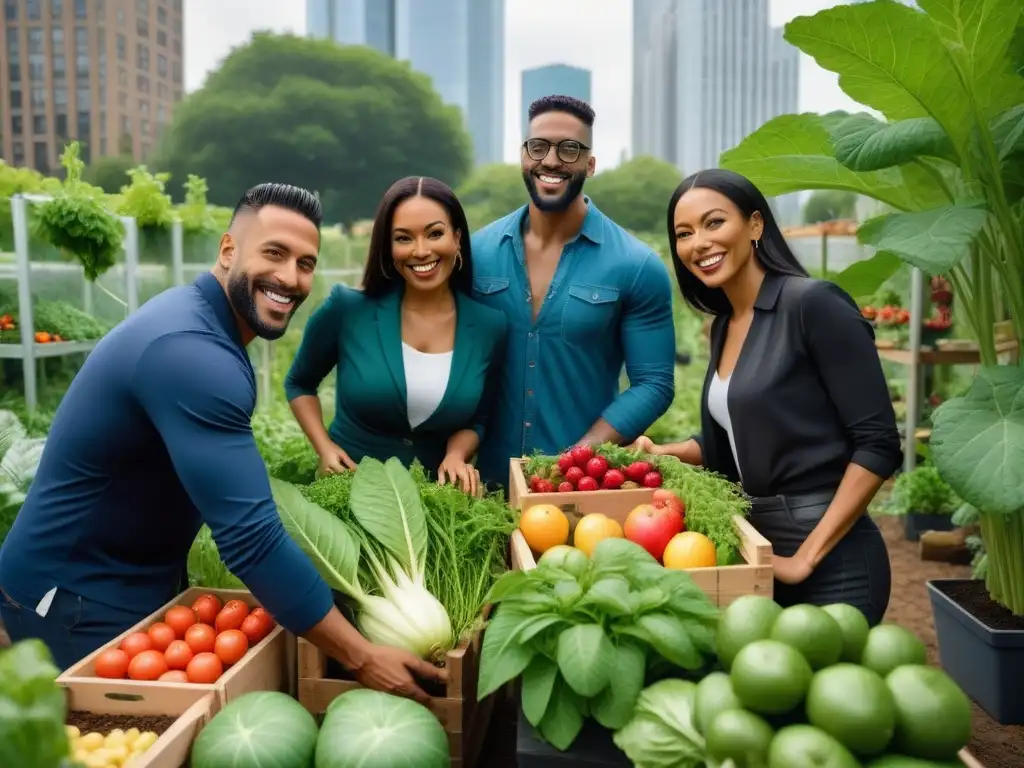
[58,587,293,710]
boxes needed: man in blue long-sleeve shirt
[471,95,676,487]
[0,183,443,701]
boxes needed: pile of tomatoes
[91,593,276,685]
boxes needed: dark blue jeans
[749,491,892,627]
[0,585,145,671]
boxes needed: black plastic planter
[516,705,630,767]
[927,579,1024,725]
[903,512,955,541]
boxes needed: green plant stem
[978,511,1024,616]
[93,281,128,312]
[946,267,980,339]
[971,246,997,365]
[910,158,956,203]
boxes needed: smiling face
[672,187,763,290]
[521,110,595,212]
[390,195,461,294]
[219,205,319,341]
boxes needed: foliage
[154,33,474,226]
[802,190,858,224]
[721,0,1024,615]
[116,166,175,231]
[0,162,61,250]
[886,465,960,517]
[177,175,219,235]
[0,639,70,768]
[586,156,685,233]
[33,143,125,282]
[458,163,529,230]
[82,155,137,194]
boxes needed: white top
[402,342,453,429]
[707,371,743,481]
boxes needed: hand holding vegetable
[437,452,480,496]
[354,644,448,705]
[317,441,357,475]
[628,435,661,455]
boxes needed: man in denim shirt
[471,95,676,488]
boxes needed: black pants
[749,491,891,627]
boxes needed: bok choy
[271,457,454,662]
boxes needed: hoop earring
[753,239,760,250]
[455,250,464,271]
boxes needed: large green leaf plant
[721,0,1024,615]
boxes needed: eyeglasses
[522,138,590,163]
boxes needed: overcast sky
[184,0,866,168]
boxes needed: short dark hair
[528,95,595,128]
[666,168,809,316]
[361,176,474,299]
[230,183,323,230]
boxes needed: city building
[0,0,184,172]
[521,64,591,137]
[306,0,504,166]
[631,0,800,223]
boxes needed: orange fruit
[520,504,570,554]
[573,513,624,557]
[663,531,718,569]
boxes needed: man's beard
[523,169,587,213]
[227,273,302,341]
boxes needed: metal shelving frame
[2,193,142,413]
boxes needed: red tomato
[214,629,249,666]
[186,652,224,684]
[240,613,271,646]
[214,600,250,633]
[120,632,154,659]
[158,670,189,683]
[147,622,177,652]
[94,648,130,679]
[249,607,275,627]
[163,640,194,670]
[128,649,169,681]
[191,594,223,626]
[184,623,217,655]
[164,605,197,638]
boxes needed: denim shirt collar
[500,196,606,264]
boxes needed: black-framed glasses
[523,138,590,163]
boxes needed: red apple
[623,502,684,561]
[652,488,686,521]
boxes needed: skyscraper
[0,0,185,171]
[521,64,591,137]
[306,0,504,166]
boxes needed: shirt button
[528,360,536,368]
[403,438,413,446]
[527,389,533,396]
[528,332,534,338]
[524,421,531,428]
[592,291,600,300]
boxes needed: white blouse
[401,343,453,429]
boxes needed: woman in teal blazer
[284,177,507,495]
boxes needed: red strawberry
[624,461,653,482]
[642,471,663,488]
[557,481,575,493]
[565,466,585,485]
[571,444,594,467]
[585,456,609,480]
[577,476,599,491]
[529,475,544,492]
[535,479,555,493]
[601,469,626,489]
[557,452,577,473]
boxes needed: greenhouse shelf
[6,193,140,414]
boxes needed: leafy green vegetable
[0,639,70,768]
[612,679,706,768]
[477,537,719,752]
[187,526,245,589]
[885,466,960,517]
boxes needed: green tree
[586,155,683,234]
[83,155,137,195]
[802,189,858,223]
[457,163,527,230]
[154,33,473,225]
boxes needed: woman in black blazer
[633,169,901,626]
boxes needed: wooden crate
[511,510,773,607]
[296,623,494,768]
[508,458,655,516]
[64,681,216,768]
[58,587,295,710]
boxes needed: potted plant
[115,165,175,266]
[720,0,1024,724]
[887,465,960,542]
[177,174,222,257]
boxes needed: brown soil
[476,516,1024,767]
[932,578,1024,632]
[66,711,178,737]
[877,515,1024,768]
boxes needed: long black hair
[666,168,808,316]
[360,176,473,298]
